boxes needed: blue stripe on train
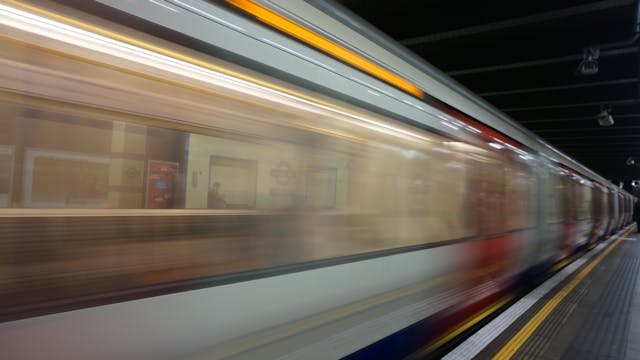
[343,310,445,360]
[343,257,555,359]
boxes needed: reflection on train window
[1,102,187,209]
[26,149,110,208]
[0,93,538,244]
[305,167,337,209]
[208,156,257,209]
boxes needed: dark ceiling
[336,0,640,187]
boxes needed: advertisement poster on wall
[146,160,178,209]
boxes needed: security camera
[579,59,598,75]
[577,47,600,76]
[596,109,614,126]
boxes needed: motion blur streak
[0,0,473,320]
[0,1,635,359]
[0,1,426,143]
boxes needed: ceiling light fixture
[576,47,600,76]
[596,105,614,126]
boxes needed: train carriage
[0,1,636,359]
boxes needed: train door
[616,192,623,230]
[520,160,557,273]
[557,169,577,261]
[599,185,609,240]
[543,167,566,264]
[601,186,612,237]
[606,189,615,234]
[589,184,602,246]
[574,178,593,248]
[504,160,539,277]
[468,158,511,282]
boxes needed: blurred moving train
[0,0,636,359]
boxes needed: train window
[1,91,455,308]
[207,156,258,209]
[345,142,473,244]
[1,101,187,209]
[27,149,110,208]
[185,133,351,211]
[0,98,357,211]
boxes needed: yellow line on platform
[492,229,632,360]
[421,296,512,355]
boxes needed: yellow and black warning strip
[492,227,633,359]
[443,224,636,360]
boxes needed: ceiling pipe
[478,77,638,97]
[399,0,635,46]
[448,47,636,76]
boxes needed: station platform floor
[443,225,639,360]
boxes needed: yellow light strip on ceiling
[226,0,425,99]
